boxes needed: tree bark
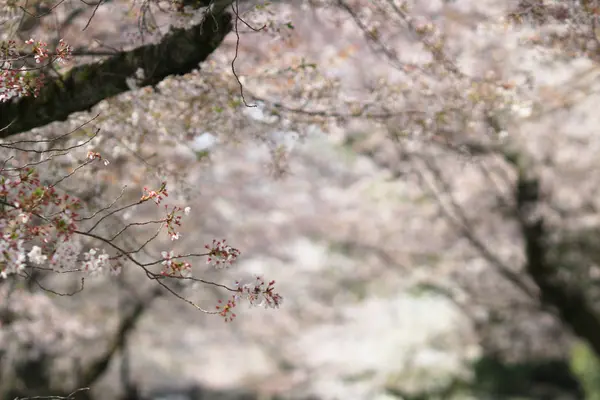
[512,155,600,358]
[77,286,163,391]
[0,11,232,138]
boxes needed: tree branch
[510,151,600,357]
[0,11,233,138]
[76,286,163,389]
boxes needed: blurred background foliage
[5,0,600,399]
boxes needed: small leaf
[33,187,44,198]
[195,150,210,160]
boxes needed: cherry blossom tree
[0,0,286,397]
[9,0,600,397]
[234,0,600,367]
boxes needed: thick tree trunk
[348,134,600,359]
[514,164,600,358]
[0,11,232,138]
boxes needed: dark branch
[0,11,233,138]
[77,286,163,389]
[511,152,600,357]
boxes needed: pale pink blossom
[205,239,240,268]
[28,246,47,265]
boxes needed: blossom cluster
[0,38,72,102]
[205,239,240,268]
[0,227,26,278]
[141,182,169,204]
[0,68,43,102]
[160,250,192,277]
[1,159,282,321]
[158,238,239,277]
[87,150,111,166]
[82,248,122,276]
[237,276,283,309]
[216,277,284,322]
[24,38,71,65]
[163,205,190,241]
[0,158,106,277]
